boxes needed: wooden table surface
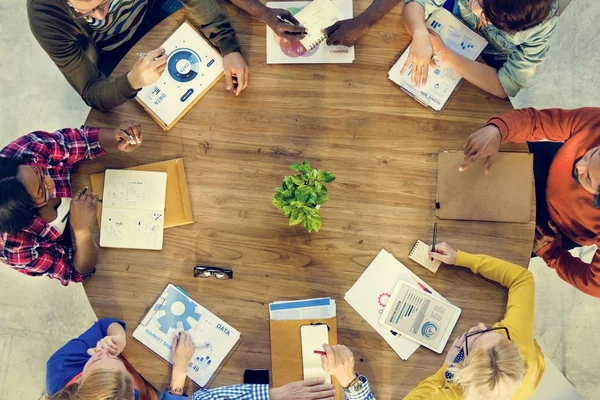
[72,3,535,398]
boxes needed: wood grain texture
[71,4,534,398]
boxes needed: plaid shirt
[0,127,106,285]
[163,376,374,400]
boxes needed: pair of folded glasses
[193,265,233,280]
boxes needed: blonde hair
[46,369,133,400]
[451,339,526,400]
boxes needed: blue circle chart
[167,48,201,84]
[421,321,440,339]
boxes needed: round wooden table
[72,4,534,398]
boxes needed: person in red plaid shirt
[0,122,143,285]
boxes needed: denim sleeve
[498,17,557,97]
[403,0,445,19]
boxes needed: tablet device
[379,280,461,353]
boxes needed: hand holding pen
[263,8,306,41]
[127,47,168,89]
[114,121,143,152]
[66,187,100,231]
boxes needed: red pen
[314,350,326,355]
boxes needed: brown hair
[482,0,555,32]
[46,369,134,400]
[450,339,526,400]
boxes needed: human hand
[324,18,367,47]
[223,52,249,96]
[320,344,356,387]
[444,323,486,364]
[127,48,168,89]
[401,28,433,87]
[114,121,143,152]
[429,242,458,265]
[460,124,502,174]
[87,334,127,357]
[262,8,306,41]
[70,190,99,233]
[427,29,447,64]
[171,332,195,375]
[269,378,335,400]
[533,221,562,253]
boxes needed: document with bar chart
[388,8,488,111]
[379,281,461,353]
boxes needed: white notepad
[295,0,344,50]
[99,169,167,250]
[300,324,331,383]
[409,240,441,273]
[388,8,488,111]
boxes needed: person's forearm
[107,322,126,338]
[73,229,98,275]
[225,0,269,20]
[402,2,427,36]
[442,51,507,98]
[169,368,187,392]
[356,0,402,28]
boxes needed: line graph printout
[100,169,167,250]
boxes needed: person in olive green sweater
[28,0,249,111]
[404,242,544,400]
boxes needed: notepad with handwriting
[295,0,344,50]
[99,170,167,250]
[409,240,441,273]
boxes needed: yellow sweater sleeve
[403,364,461,400]
[454,251,535,344]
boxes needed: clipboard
[270,317,341,400]
[436,150,533,223]
[89,158,194,229]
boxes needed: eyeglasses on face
[464,326,511,356]
[68,0,113,18]
[30,166,52,208]
[193,266,233,280]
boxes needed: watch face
[346,377,364,393]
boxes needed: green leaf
[281,205,293,217]
[311,213,322,232]
[302,217,312,232]
[314,181,323,193]
[290,163,301,172]
[295,185,312,203]
[316,193,328,204]
[322,171,335,183]
[308,191,317,205]
[291,175,304,186]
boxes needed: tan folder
[270,317,341,400]
[436,151,533,223]
[89,158,194,228]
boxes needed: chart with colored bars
[266,0,354,64]
[133,284,242,387]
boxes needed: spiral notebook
[295,0,345,50]
[409,240,441,273]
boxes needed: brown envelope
[270,317,341,400]
[436,151,533,223]
[89,158,193,228]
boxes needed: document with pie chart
[136,21,224,130]
[266,0,354,64]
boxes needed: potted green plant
[272,160,335,233]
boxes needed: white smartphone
[300,324,331,383]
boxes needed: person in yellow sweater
[404,242,545,400]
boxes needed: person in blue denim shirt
[401,0,558,97]
[46,318,375,400]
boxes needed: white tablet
[378,280,461,354]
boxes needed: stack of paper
[270,297,336,320]
[266,0,354,64]
[344,249,450,360]
[388,8,488,111]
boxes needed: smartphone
[300,324,331,383]
[244,369,270,385]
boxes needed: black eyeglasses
[193,266,233,280]
[465,326,511,356]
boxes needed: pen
[432,222,438,253]
[136,51,169,59]
[314,350,326,355]
[277,15,297,26]
[62,187,88,222]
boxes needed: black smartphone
[244,369,270,385]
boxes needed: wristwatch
[166,385,187,396]
[344,374,365,394]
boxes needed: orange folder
[270,317,341,400]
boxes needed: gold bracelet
[166,386,186,395]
